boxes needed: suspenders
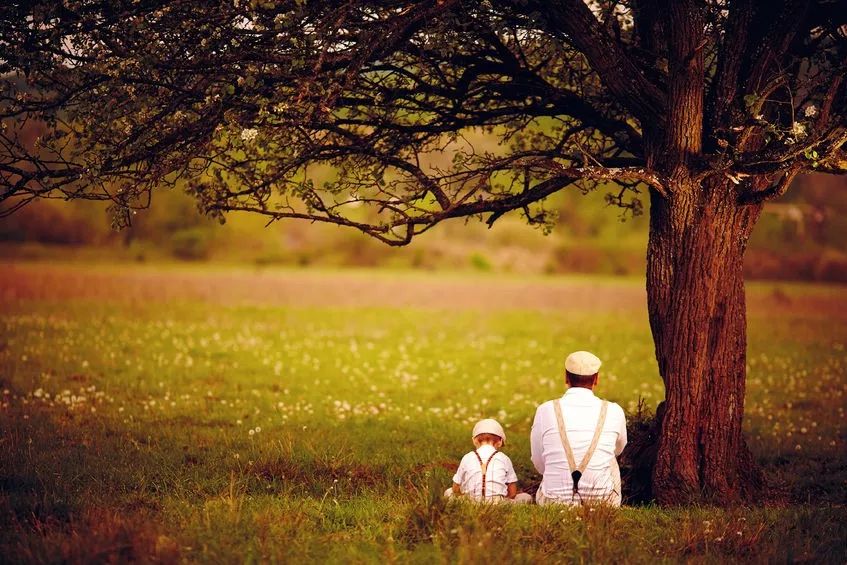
[553,399,609,503]
[472,449,499,498]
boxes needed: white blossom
[803,104,818,118]
[240,128,259,143]
[790,122,807,138]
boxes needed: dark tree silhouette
[1,0,845,504]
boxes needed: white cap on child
[472,418,506,444]
[565,350,602,376]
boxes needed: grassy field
[1,261,845,563]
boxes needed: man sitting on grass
[531,351,627,506]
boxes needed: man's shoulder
[598,398,626,419]
[534,398,559,415]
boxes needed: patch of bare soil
[0,261,646,313]
[0,261,843,318]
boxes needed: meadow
[1,261,845,563]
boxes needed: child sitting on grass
[444,418,532,503]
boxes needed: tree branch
[532,0,666,126]
[705,0,753,138]
[737,168,799,205]
[209,163,664,245]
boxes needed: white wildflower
[803,105,817,118]
[240,128,258,143]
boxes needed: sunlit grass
[1,264,845,563]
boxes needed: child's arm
[503,455,519,499]
[507,482,518,499]
[452,459,465,496]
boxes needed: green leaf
[743,94,758,110]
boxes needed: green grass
[1,265,845,563]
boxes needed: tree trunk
[646,178,765,505]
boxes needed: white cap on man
[565,350,602,376]
[472,418,506,444]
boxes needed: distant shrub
[822,214,847,246]
[0,201,103,245]
[547,244,642,276]
[813,250,847,282]
[744,249,847,283]
[400,247,442,270]
[296,251,312,266]
[339,236,386,267]
[169,228,213,260]
[469,252,492,271]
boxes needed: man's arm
[530,404,546,474]
[614,404,627,456]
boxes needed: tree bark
[646,178,765,504]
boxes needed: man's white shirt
[452,444,518,499]
[531,388,627,502]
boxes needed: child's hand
[507,482,518,499]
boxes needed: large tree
[1,0,845,504]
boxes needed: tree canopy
[1,0,845,240]
[3,0,847,506]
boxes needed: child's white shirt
[452,444,518,499]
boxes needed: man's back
[531,387,627,504]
